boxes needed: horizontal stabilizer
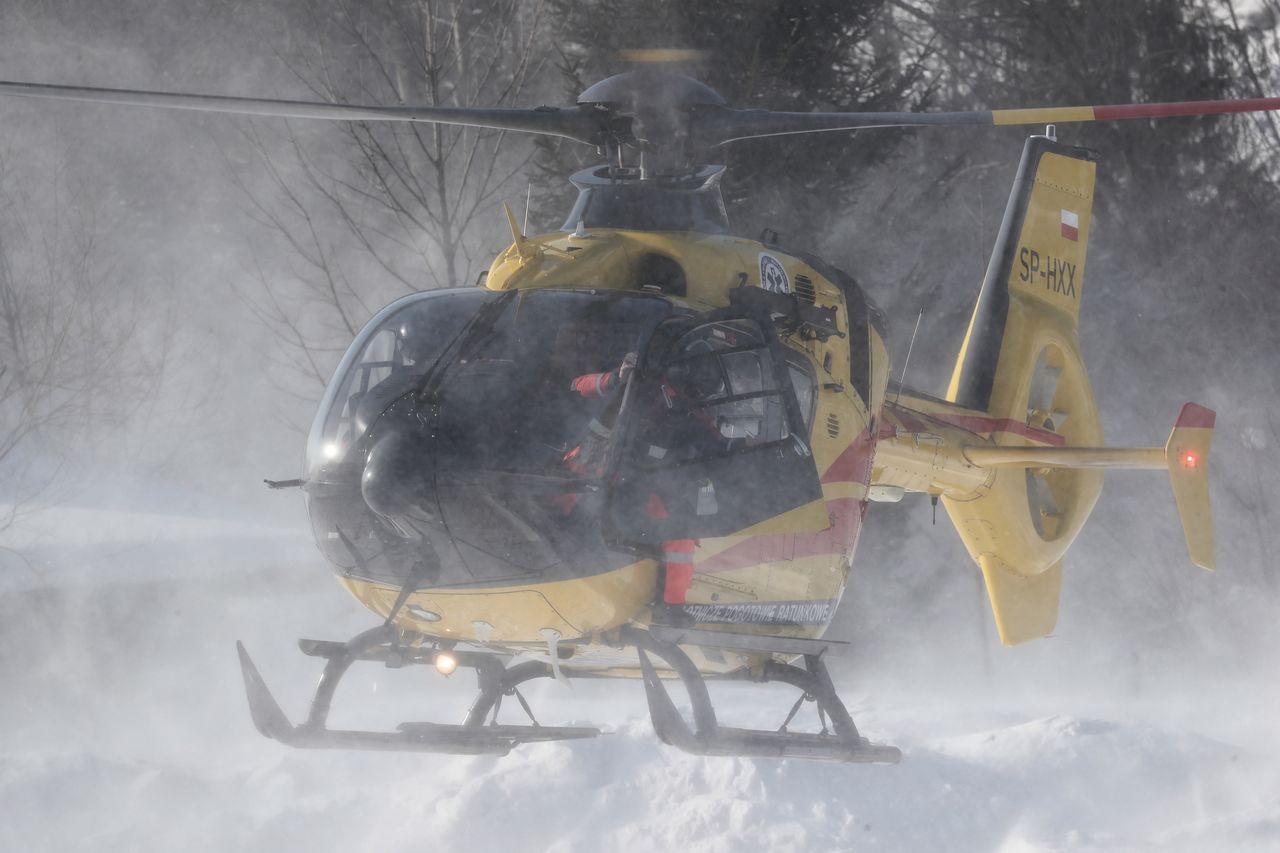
[961,402,1216,570]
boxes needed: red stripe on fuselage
[695,496,865,575]
[821,423,877,484]
[897,410,1066,446]
[696,424,876,577]
[888,407,933,436]
[935,413,1066,445]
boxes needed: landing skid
[236,625,597,756]
[235,623,900,763]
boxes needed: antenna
[503,202,536,261]
[523,182,532,234]
[893,309,924,403]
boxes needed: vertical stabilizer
[948,134,1097,415]
[979,557,1062,645]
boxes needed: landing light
[434,652,458,676]
[322,442,341,460]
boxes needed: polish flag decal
[1060,209,1080,241]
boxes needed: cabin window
[608,318,824,543]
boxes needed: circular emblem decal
[759,253,790,294]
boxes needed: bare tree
[0,151,162,559]
[1218,0,1280,172]
[232,0,556,422]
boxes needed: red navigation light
[1183,451,1198,469]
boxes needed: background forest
[3,0,1276,667]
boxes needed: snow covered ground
[3,507,1278,852]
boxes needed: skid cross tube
[303,624,395,732]
[626,627,900,763]
[235,632,599,755]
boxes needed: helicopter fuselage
[304,211,902,676]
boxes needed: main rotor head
[576,70,727,174]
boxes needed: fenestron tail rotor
[1025,350,1065,539]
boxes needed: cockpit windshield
[303,287,677,589]
[429,290,673,476]
[306,288,675,483]
[305,288,499,482]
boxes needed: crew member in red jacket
[564,351,698,615]
[568,351,636,400]
[562,351,636,477]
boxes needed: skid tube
[235,624,899,763]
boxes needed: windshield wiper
[417,289,518,400]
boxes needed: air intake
[793,274,816,304]
[826,413,840,438]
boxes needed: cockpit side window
[607,317,825,543]
[787,355,817,434]
[342,328,397,440]
[656,321,791,451]
[653,324,816,444]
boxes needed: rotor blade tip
[619,49,710,63]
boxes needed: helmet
[667,355,725,400]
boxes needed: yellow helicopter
[2,68,1273,763]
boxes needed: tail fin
[947,133,1097,422]
[937,135,1216,644]
[943,134,1104,645]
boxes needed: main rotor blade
[7,78,1277,152]
[0,80,605,145]
[695,96,1280,146]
